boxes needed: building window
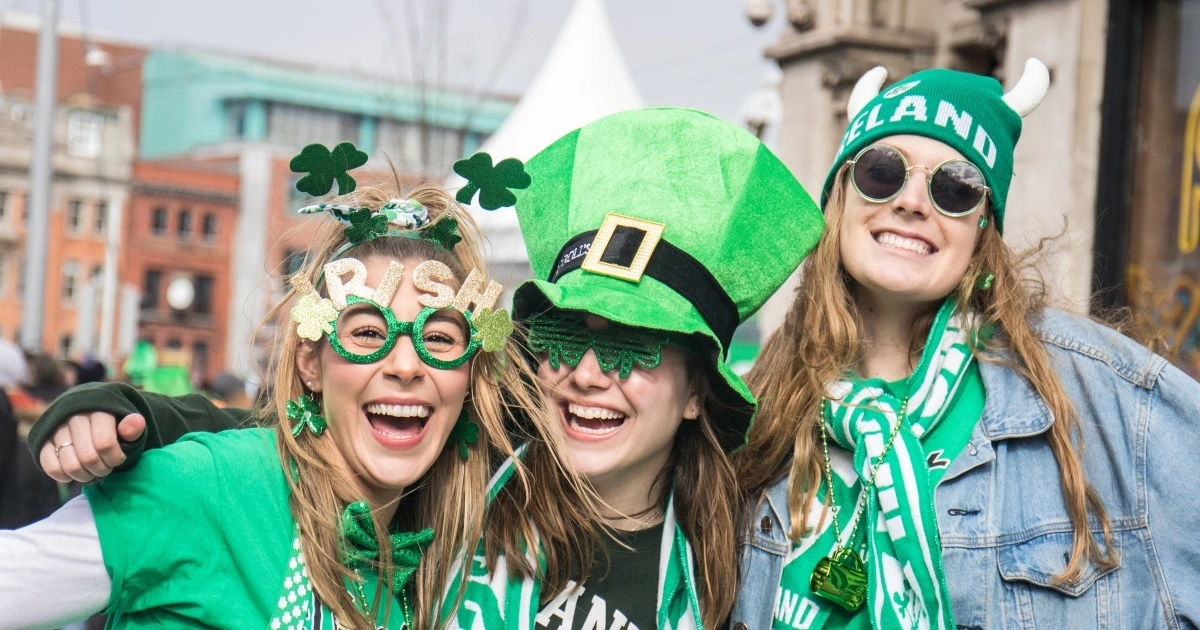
[202,213,218,242]
[226,101,247,138]
[66,111,103,158]
[90,264,103,292]
[194,275,213,315]
[61,260,80,306]
[151,207,168,235]
[59,333,73,358]
[141,269,161,310]
[66,199,84,234]
[178,208,193,239]
[192,340,209,378]
[21,194,29,225]
[166,338,182,350]
[95,201,108,236]
[0,191,8,224]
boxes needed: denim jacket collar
[977,358,1054,440]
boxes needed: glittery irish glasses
[329,296,480,369]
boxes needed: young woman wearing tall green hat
[442,107,823,629]
[0,170,592,630]
[729,59,1200,629]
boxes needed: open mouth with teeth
[364,402,431,444]
[562,401,627,438]
[873,230,936,255]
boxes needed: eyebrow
[424,310,467,326]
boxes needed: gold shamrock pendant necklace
[809,395,908,611]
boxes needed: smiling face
[535,315,701,496]
[839,134,987,307]
[297,254,470,503]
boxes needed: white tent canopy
[449,0,644,269]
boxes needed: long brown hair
[488,335,740,628]
[735,166,1117,584]
[257,182,592,629]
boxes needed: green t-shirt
[84,428,410,629]
[771,363,985,630]
[536,523,663,630]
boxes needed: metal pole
[20,0,59,352]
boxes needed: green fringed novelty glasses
[527,313,693,379]
[331,296,481,369]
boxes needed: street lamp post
[19,0,60,353]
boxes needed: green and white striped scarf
[774,299,977,630]
[440,454,704,629]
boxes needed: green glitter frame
[328,296,481,369]
[526,314,693,379]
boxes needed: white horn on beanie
[1002,58,1051,118]
[846,66,889,120]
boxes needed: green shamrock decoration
[287,395,327,437]
[448,409,480,460]
[291,142,369,197]
[344,207,389,243]
[453,152,531,210]
[472,308,514,353]
[422,216,462,250]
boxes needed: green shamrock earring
[453,152,531,210]
[290,142,369,197]
[448,408,479,460]
[976,271,995,290]
[287,392,327,437]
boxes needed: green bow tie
[340,501,435,591]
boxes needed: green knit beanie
[821,59,1050,230]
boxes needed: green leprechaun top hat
[511,108,824,452]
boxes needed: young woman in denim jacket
[729,59,1200,630]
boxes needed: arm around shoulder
[28,382,257,470]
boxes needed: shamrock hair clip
[454,152,531,210]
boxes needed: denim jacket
[731,309,1200,630]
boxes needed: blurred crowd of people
[0,341,255,530]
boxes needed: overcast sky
[2,0,783,123]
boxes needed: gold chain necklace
[350,571,413,628]
[809,395,908,611]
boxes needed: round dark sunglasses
[846,145,990,217]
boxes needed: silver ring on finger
[55,441,74,454]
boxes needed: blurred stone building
[748,0,1200,378]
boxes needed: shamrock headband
[289,257,513,368]
[290,142,531,253]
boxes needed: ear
[683,393,702,421]
[295,340,323,393]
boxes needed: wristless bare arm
[0,495,110,629]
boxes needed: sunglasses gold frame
[845,144,991,217]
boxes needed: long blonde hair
[736,166,1117,584]
[257,182,589,629]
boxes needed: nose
[380,335,426,383]
[567,349,612,391]
[893,168,932,218]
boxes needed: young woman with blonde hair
[729,61,1200,629]
[0,152,591,630]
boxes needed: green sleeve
[27,382,257,471]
